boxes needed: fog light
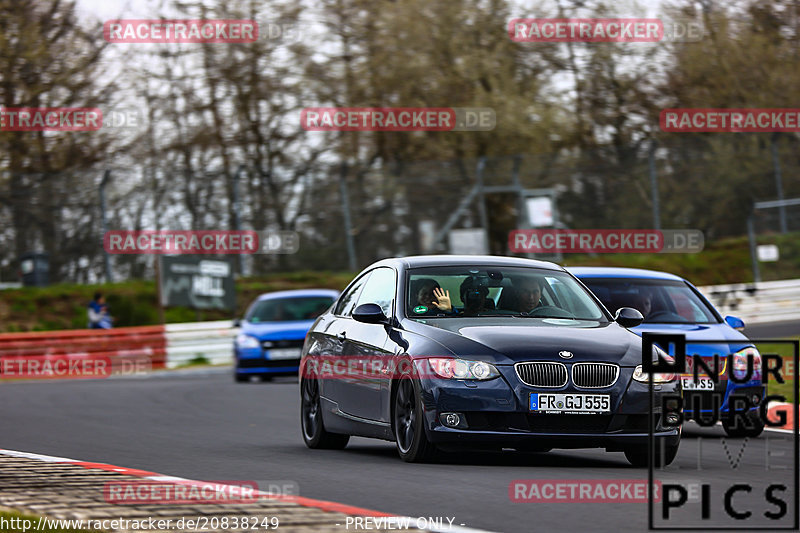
[666,413,680,425]
[439,412,467,428]
[752,394,761,405]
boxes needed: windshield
[245,296,334,323]
[579,278,719,324]
[407,266,606,321]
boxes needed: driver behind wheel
[515,277,544,314]
[635,291,653,319]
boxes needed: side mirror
[615,307,644,328]
[725,315,745,331]
[353,303,388,324]
[233,318,241,328]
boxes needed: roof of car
[255,289,340,301]
[566,266,686,282]
[368,255,565,271]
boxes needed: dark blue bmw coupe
[299,256,681,465]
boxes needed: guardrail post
[747,213,761,283]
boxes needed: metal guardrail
[0,326,168,370]
[164,320,236,368]
[698,278,800,325]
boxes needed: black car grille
[515,362,568,388]
[261,339,304,349]
[237,358,300,369]
[572,363,619,388]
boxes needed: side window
[334,273,371,316]
[354,267,397,317]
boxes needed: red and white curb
[763,402,797,434]
[0,448,492,533]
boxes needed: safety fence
[698,278,800,325]
[0,278,796,376]
[0,322,236,376]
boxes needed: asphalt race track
[1,362,796,533]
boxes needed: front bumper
[234,347,300,375]
[417,364,681,450]
[682,379,765,418]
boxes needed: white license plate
[267,348,302,360]
[530,393,610,413]
[681,377,714,390]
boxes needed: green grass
[756,338,798,404]
[0,271,356,333]
[0,510,104,532]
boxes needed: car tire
[300,377,350,449]
[393,378,437,463]
[624,438,679,467]
[722,411,765,438]
[234,372,249,383]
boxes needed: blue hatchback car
[234,289,339,382]
[569,267,766,437]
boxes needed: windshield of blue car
[406,267,607,321]
[245,296,335,323]
[579,278,719,324]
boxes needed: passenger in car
[458,276,495,315]
[414,278,452,312]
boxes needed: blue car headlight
[732,346,761,380]
[235,333,261,349]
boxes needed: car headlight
[235,334,261,349]
[632,346,676,383]
[733,346,761,380]
[428,358,500,380]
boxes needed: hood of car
[240,320,313,340]
[406,318,642,366]
[630,322,752,357]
